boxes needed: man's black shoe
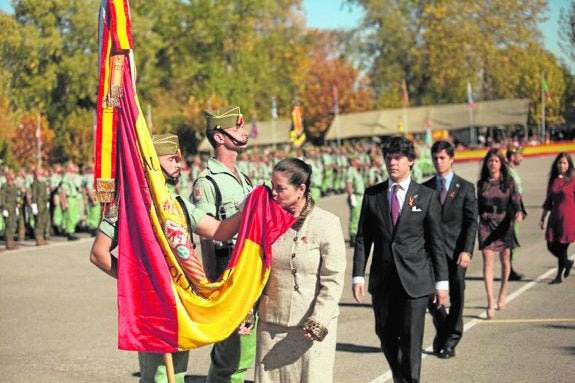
[438,347,456,359]
[508,269,524,281]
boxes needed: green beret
[152,133,180,156]
[204,106,243,132]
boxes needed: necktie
[391,184,400,226]
[440,177,448,205]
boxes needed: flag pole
[163,353,176,383]
[36,112,42,168]
[467,80,476,146]
[333,85,341,149]
[271,97,277,151]
[541,72,545,142]
[401,80,409,137]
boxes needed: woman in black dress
[477,149,523,319]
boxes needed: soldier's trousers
[207,320,257,383]
[35,208,50,240]
[62,196,81,235]
[138,351,189,383]
[3,210,17,242]
[349,195,363,237]
[322,170,334,194]
[310,187,321,204]
[86,203,101,231]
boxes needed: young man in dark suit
[352,136,448,383]
[423,140,478,359]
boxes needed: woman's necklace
[288,196,314,291]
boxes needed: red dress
[543,176,575,243]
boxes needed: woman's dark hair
[273,158,311,196]
[478,148,510,190]
[548,152,574,186]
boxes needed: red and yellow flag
[97,0,295,352]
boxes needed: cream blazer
[258,206,346,328]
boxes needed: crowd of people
[2,106,573,383]
[0,137,437,252]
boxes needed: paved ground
[1,154,574,382]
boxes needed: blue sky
[0,0,570,71]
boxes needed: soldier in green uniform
[59,162,82,240]
[30,168,51,246]
[0,168,21,250]
[82,165,101,236]
[90,133,244,383]
[345,154,365,247]
[367,155,387,186]
[304,146,323,203]
[334,146,348,194]
[191,106,255,383]
[15,168,30,242]
[49,163,64,235]
[321,146,335,196]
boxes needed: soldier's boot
[6,241,19,250]
[349,235,356,247]
[18,228,26,242]
[36,235,45,246]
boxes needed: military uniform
[14,173,29,241]
[49,168,64,235]
[30,175,51,245]
[321,148,335,195]
[192,158,252,280]
[345,163,365,246]
[60,169,82,240]
[83,171,101,235]
[194,106,255,383]
[0,174,21,249]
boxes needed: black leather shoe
[508,269,524,281]
[438,347,456,359]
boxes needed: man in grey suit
[352,136,448,383]
[423,140,478,359]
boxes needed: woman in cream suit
[255,158,346,383]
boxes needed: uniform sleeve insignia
[194,186,202,199]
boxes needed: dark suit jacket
[353,179,448,299]
[422,174,478,260]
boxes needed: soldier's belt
[214,247,233,258]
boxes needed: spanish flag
[97,0,295,352]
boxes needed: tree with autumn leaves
[1,0,574,168]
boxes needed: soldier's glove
[31,203,38,215]
[2,209,8,218]
[349,194,357,207]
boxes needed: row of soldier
[0,141,435,251]
[0,162,101,250]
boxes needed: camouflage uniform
[194,106,255,383]
[30,171,51,245]
[0,172,21,249]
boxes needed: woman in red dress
[477,149,524,319]
[539,152,575,284]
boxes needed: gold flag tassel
[105,54,125,108]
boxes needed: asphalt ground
[1,154,574,382]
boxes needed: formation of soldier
[0,141,434,251]
[0,162,101,250]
